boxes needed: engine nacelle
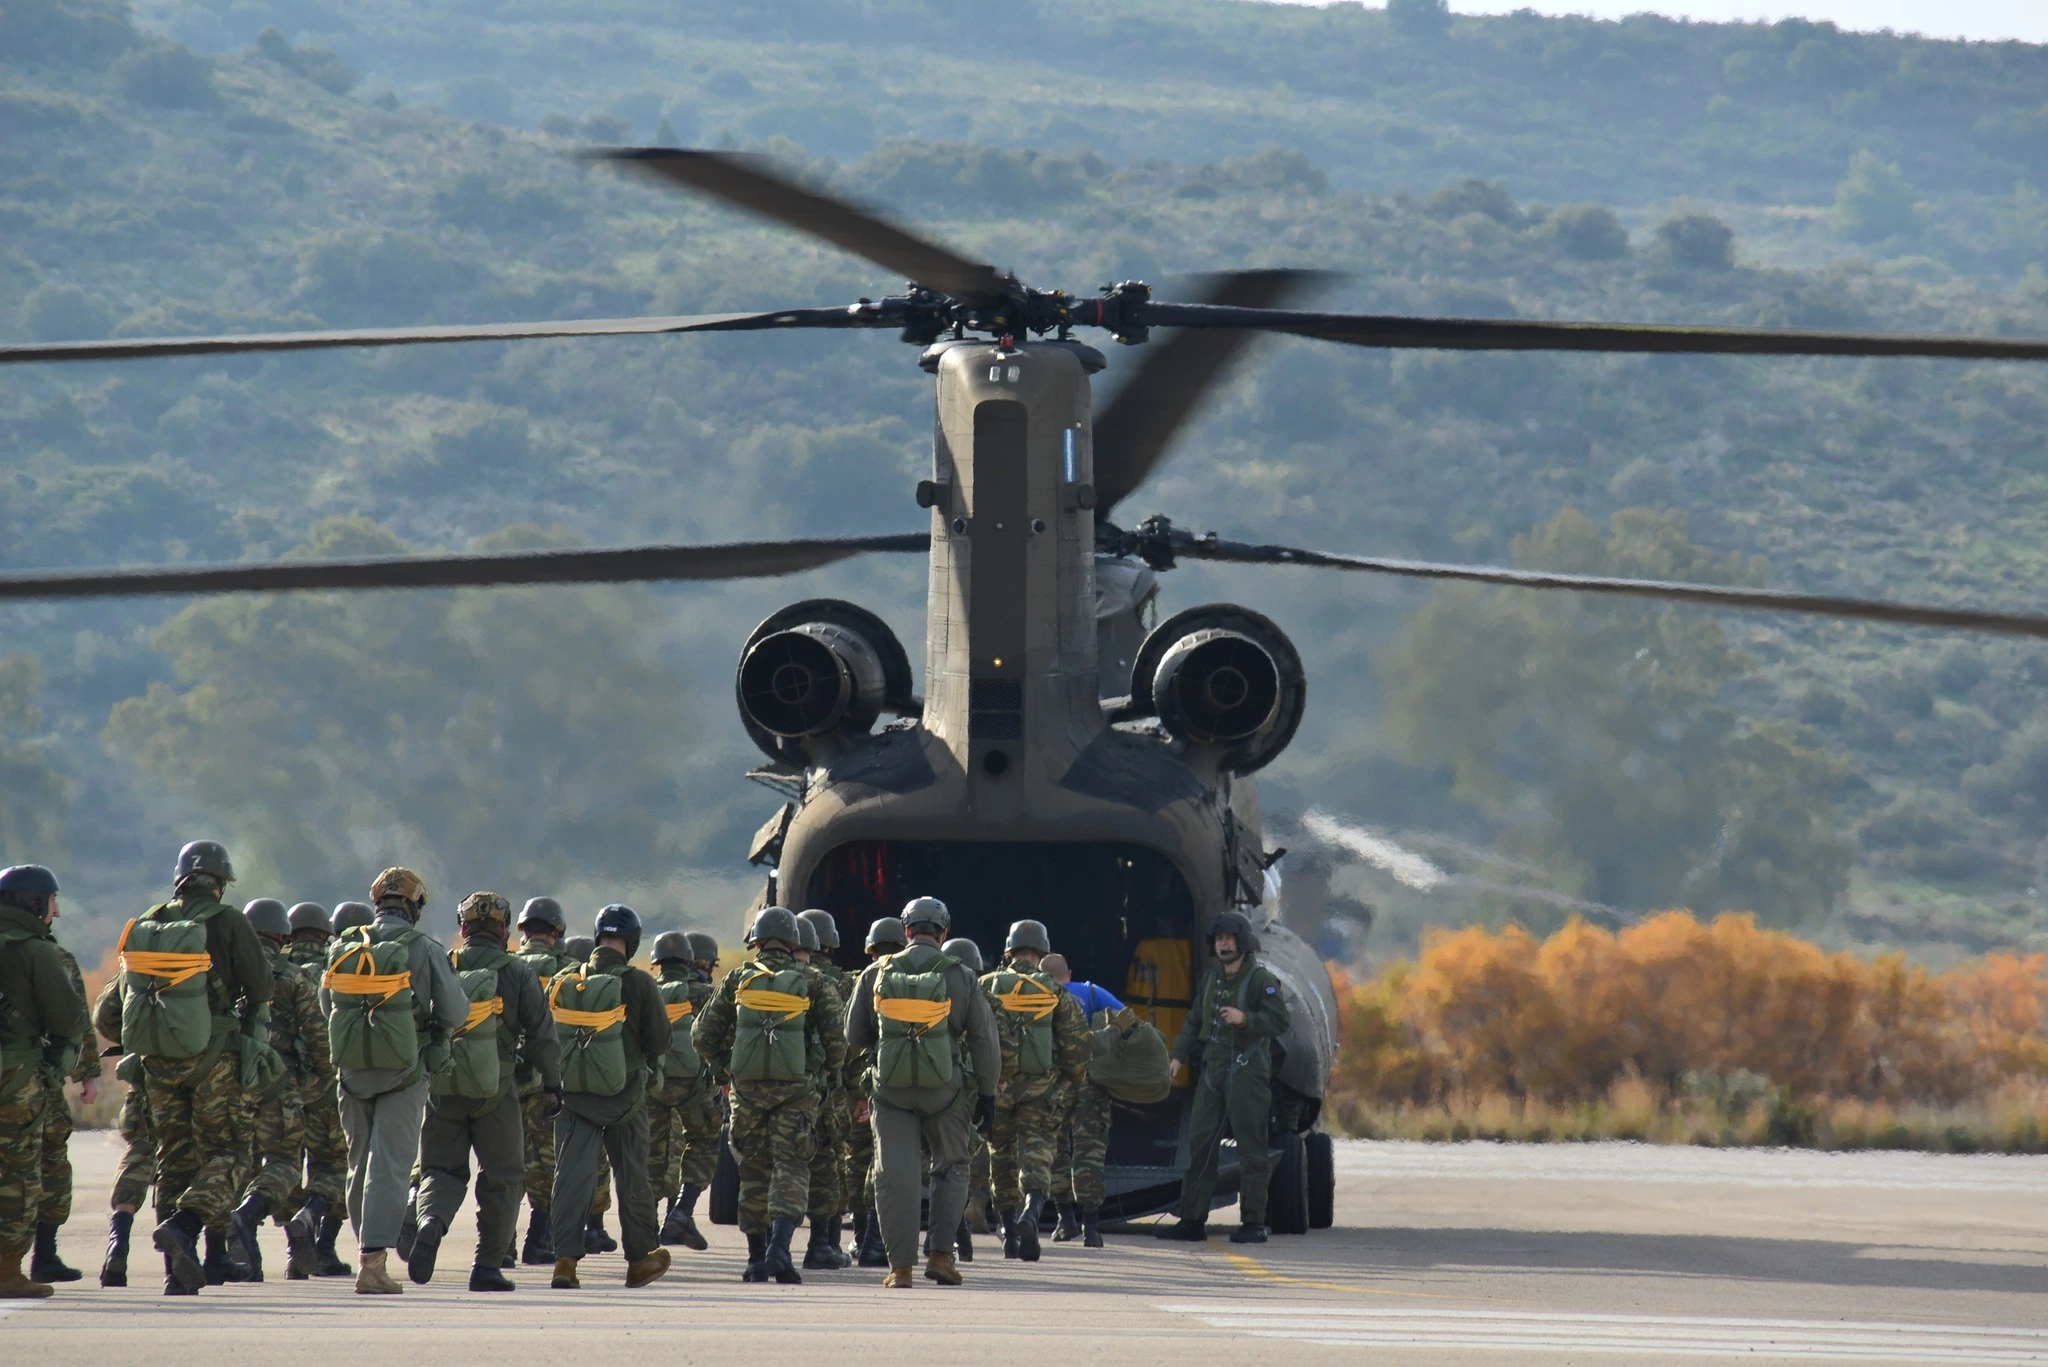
[736,600,912,763]
[1131,604,1305,775]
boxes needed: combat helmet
[287,902,331,936]
[562,935,595,963]
[370,866,428,920]
[651,931,691,964]
[900,896,950,936]
[1207,910,1261,958]
[244,898,291,938]
[173,840,233,892]
[746,906,802,950]
[685,931,721,969]
[798,909,841,951]
[458,891,512,936]
[0,864,59,915]
[796,916,820,954]
[1004,919,1051,956]
[332,901,375,935]
[940,937,985,975]
[593,904,643,959]
[518,896,566,936]
[864,917,907,955]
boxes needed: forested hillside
[6,0,2048,963]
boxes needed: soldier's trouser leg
[602,1106,659,1262]
[842,1096,873,1209]
[675,1084,722,1190]
[644,1095,680,1204]
[112,1080,156,1212]
[1050,1095,1076,1204]
[590,1148,611,1219]
[731,1091,818,1235]
[146,1052,249,1227]
[0,1075,51,1256]
[551,1107,658,1263]
[340,1077,428,1250]
[872,1089,972,1271]
[1014,1090,1060,1200]
[1068,1084,1112,1211]
[245,1091,305,1211]
[419,1090,524,1264]
[1225,1068,1274,1225]
[520,1090,554,1214]
[806,1091,844,1222]
[549,1109,603,1263]
[37,1091,74,1227]
[301,1079,348,1208]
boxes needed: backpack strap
[736,964,809,1024]
[323,925,411,1004]
[117,916,213,991]
[993,970,1058,1021]
[549,965,626,1031]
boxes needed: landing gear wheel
[1306,1131,1335,1230]
[709,1129,740,1227]
[1267,1131,1310,1236]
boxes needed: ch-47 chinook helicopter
[8,149,2048,1231]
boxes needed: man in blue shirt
[1042,954,1117,1248]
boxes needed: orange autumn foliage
[1330,912,2048,1108]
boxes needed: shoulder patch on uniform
[1264,985,1277,995]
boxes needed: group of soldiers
[1,836,1290,1297]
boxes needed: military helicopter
[8,149,2048,1232]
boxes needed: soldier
[546,904,670,1290]
[1042,952,1122,1249]
[1158,911,1291,1245]
[120,842,272,1296]
[844,897,999,1288]
[562,935,594,964]
[230,898,330,1282]
[409,892,562,1292]
[849,915,905,1269]
[285,904,331,971]
[283,903,352,1279]
[650,932,717,1253]
[332,901,375,937]
[0,865,90,1299]
[94,977,150,1287]
[510,897,574,1266]
[692,906,845,1285]
[321,866,467,1295]
[980,919,1090,1262]
[30,898,99,1287]
[940,936,990,1260]
[797,909,854,1270]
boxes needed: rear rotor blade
[0,534,930,602]
[1181,536,2048,639]
[1092,270,1329,521]
[596,148,1011,304]
[0,307,866,366]
[1139,303,2048,362]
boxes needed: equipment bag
[118,904,227,1061]
[658,979,703,1082]
[874,951,958,1090]
[729,963,810,1084]
[324,925,422,1072]
[1087,1005,1173,1104]
[551,963,628,1097]
[435,952,506,1100]
[989,967,1059,1076]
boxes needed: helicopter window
[1063,428,1077,483]
[1007,365,1022,382]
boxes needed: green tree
[0,655,70,861]
[1380,508,1852,924]
[1834,150,1923,245]
[102,518,696,898]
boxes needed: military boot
[855,1211,890,1268]
[1229,1222,1269,1244]
[230,1194,269,1282]
[1052,1200,1081,1243]
[922,1250,962,1286]
[965,1190,994,1235]
[882,1263,915,1289]
[469,1262,515,1292]
[152,1210,205,1295]
[999,1209,1020,1259]
[802,1216,849,1270]
[584,1216,617,1255]
[201,1227,234,1285]
[100,1210,133,1288]
[550,1257,580,1289]
[395,1204,418,1262]
[624,1247,671,1289]
[1154,1218,1207,1241]
[669,1185,708,1251]
[659,1197,684,1246]
[314,1214,354,1276]
[1081,1206,1104,1249]
[741,1231,768,1283]
[31,1222,81,1282]
[955,1217,974,1262]
[499,1246,516,1269]
[765,1217,803,1285]
[354,1248,402,1295]
[1017,1193,1044,1262]
[284,1194,323,1280]
[160,1251,197,1297]
[0,1250,54,1300]
[520,1207,554,1266]
[407,1216,445,1285]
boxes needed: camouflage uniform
[134,893,273,1229]
[241,941,331,1217]
[283,935,348,1211]
[693,947,845,1237]
[36,946,98,1229]
[648,965,721,1200]
[806,956,857,1227]
[0,901,89,1273]
[95,984,155,1212]
[514,936,577,1233]
[1052,1082,1113,1210]
[981,957,1090,1213]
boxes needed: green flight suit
[693,947,845,1235]
[416,934,560,1271]
[548,947,669,1266]
[1171,955,1290,1226]
[0,902,90,1259]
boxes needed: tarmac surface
[10,1131,2048,1363]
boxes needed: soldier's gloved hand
[972,1094,997,1136]
[540,1085,565,1121]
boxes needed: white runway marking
[1337,1139,2048,1192]
[1159,1303,2048,1361]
